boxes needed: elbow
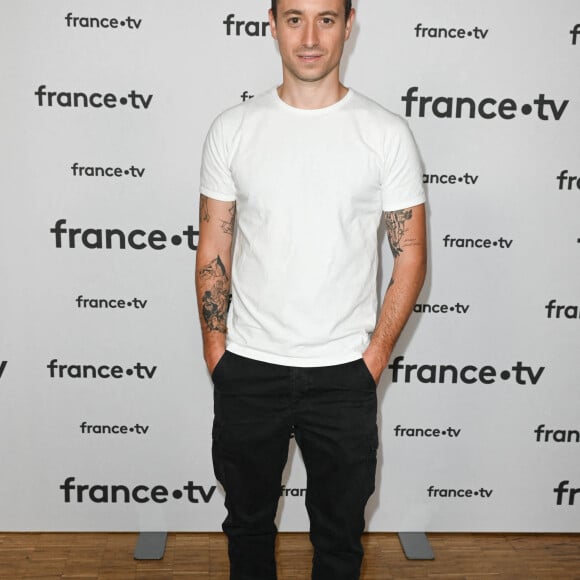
[394,245,427,288]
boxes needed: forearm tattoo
[199,255,230,333]
[386,209,413,257]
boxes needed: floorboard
[0,533,579,579]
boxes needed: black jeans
[211,350,378,580]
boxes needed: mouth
[297,54,323,63]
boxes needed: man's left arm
[363,203,427,383]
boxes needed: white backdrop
[1,0,579,532]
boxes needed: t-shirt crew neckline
[272,87,353,114]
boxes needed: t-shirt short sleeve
[380,119,426,212]
[200,115,237,202]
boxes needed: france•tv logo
[554,480,580,505]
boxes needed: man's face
[269,0,354,85]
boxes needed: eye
[287,17,301,26]
[321,17,335,25]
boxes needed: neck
[277,76,348,110]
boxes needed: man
[196,1,427,578]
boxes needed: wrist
[204,343,226,375]
[203,332,226,360]
[364,341,390,369]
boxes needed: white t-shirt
[200,88,425,367]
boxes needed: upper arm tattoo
[200,195,210,223]
[220,203,235,236]
[200,195,235,236]
[385,209,413,258]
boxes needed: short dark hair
[271,0,353,22]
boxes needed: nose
[302,19,319,48]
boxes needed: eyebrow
[281,9,340,17]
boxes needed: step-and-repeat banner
[1,0,579,532]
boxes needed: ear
[268,9,278,40]
[345,8,355,40]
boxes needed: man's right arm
[195,194,235,375]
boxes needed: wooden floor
[1,532,580,579]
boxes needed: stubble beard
[283,52,343,85]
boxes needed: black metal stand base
[134,532,168,560]
[397,532,435,560]
[133,531,434,561]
